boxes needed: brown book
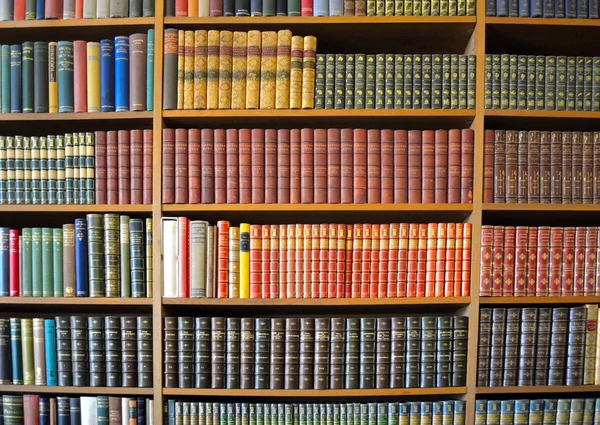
[174,128,189,204]
[108,397,122,425]
[594,133,600,203]
[214,129,227,203]
[252,129,265,203]
[188,128,201,204]
[562,132,573,203]
[394,130,408,203]
[550,131,562,204]
[327,128,341,204]
[290,129,301,204]
[177,30,185,110]
[448,129,462,204]
[582,132,593,204]
[161,129,175,204]
[505,130,518,203]
[517,131,528,203]
[62,224,76,297]
[314,129,327,204]
[540,131,551,203]
[460,129,474,204]
[483,129,494,203]
[130,129,144,205]
[353,128,367,203]
[381,129,394,204]
[341,128,353,204]
[107,130,119,204]
[367,129,381,204]
[300,128,314,203]
[408,130,423,203]
[129,33,147,111]
[94,131,107,205]
[142,129,153,205]
[239,129,252,204]
[226,129,240,203]
[493,130,506,203]
[117,130,131,204]
[421,130,434,204]
[527,131,540,203]
[265,129,278,204]
[278,129,291,204]
[201,129,215,204]
[435,129,449,204]
[572,131,583,203]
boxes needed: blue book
[453,401,465,425]
[328,0,342,14]
[168,400,176,425]
[70,398,81,425]
[314,0,328,15]
[531,0,542,16]
[421,402,432,424]
[475,400,486,425]
[36,0,45,18]
[146,29,154,112]
[57,397,71,425]
[496,0,509,14]
[74,218,88,297]
[250,0,262,14]
[100,39,115,112]
[543,0,554,15]
[593,399,600,425]
[137,398,146,425]
[8,318,22,384]
[590,0,598,17]
[114,36,129,112]
[555,0,565,16]
[514,400,529,425]
[577,0,587,15]
[43,319,57,386]
[543,399,558,425]
[566,0,577,15]
[486,0,496,14]
[529,400,544,425]
[10,45,22,113]
[486,401,501,424]
[97,396,109,425]
[1,45,11,114]
[40,397,50,425]
[0,227,8,296]
[519,0,530,15]
[57,41,74,113]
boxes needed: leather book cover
[514,226,528,296]
[314,129,327,203]
[380,129,394,204]
[275,30,292,109]
[534,226,548,295]
[129,33,147,112]
[142,129,153,204]
[162,28,179,110]
[562,132,573,203]
[480,225,493,296]
[290,129,301,204]
[549,227,563,295]
[460,129,474,203]
[270,225,280,298]
[407,130,422,203]
[435,223,446,296]
[421,130,435,204]
[407,223,419,297]
[504,130,518,203]
[249,224,262,298]
[527,131,540,202]
[448,129,461,203]
[369,224,380,297]
[491,226,503,296]
[206,30,220,110]
[73,40,87,113]
[516,131,529,198]
[367,129,381,203]
[259,31,277,110]
[218,31,233,110]
[540,131,551,203]
[201,129,215,204]
[286,225,296,298]
[117,130,131,204]
[94,131,107,205]
[582,132,593,203]
[251,129,265,203]
[174,128,188,204]
[594,133,600,203]
[245,30,261,109]
[239,128,252,204]
[434,129,448,204]
[425,222,437,296]
[444,223,456,295]
[585,227,597,295]
[193,30,208,110]
[214,129,227,203]
[340,128,353,204]
[572,132,583,203]
[481,130,492,203]
[416,223,428,297]
[231,31,247,110]
[130,129,144,205]
[353,129,367,203]
[387,223,399,297]
[550,131,562,203]
[502,226,516,295]
[351,225,362,298]
[290,36,304,109]
[394,130,408,203]
[378,224,389,297]
[264,129,277,204]
[226,129,240,204]
[493,130,506,203]
[301,36,316,109]
[573,227,585,295]
[336,223,347,297]
[561,227,575,294]
[327,128,341,204]
[187,128,201,204]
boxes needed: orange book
[319,224,329,298]
[328,224,337,298]
[462,223,472,296]
[352,225,362,298]
[311,224,320,298]
[361,224,372,298]
[370,225,380,298]
[425,223,437,297]
[445,223,456,296]
[249,224,262,298]
[397,223,409,297]
[188,0,198,16]
[454,223,464,297]
[270,224,279,298]
[279,224,288,299]
[416,224,428,297]
[216,220,230,298]
[303,224,312,298]
[435,223,447,297]
[261,225,271,298]
[336,224,347,298]
[407,224,419,297]
[378,224,389,298]
[388,223,399,298]
[344,224,353,298]
[286,225,296,298]
[295,224,304,298]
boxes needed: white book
[83,0,97,17]
[189,220,208,298]
[198,0,209,15]
[148,400,154,425]
[205,225,215,298]
[0,0,14,20]
[96,0,110,17]
[162,217,178,297]
[122,398,130,425]
[81,397,99,425]
[584,304,598,384]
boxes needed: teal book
[42,227,53,297]
[485,401,500,425]
[2,395,24,425]
[1,45,10,114]
[97,397,109,425]
[21,228,32,296]
[8,318,22,384]
[556,399,571,425]
[21,41,34,113]
[453,401,465,425]
[529,400,543,425]
[31,227,42,296]
[542,399,558,425]
[592,400,600,425]
[57,41,74,113]
[514,400,529,425]
[474,401,486,425]
[146,29,154,112]
[52,228,63,297]
[398,403,409,425]
[43,319,56,386]
[569,399,584,425]
[499,401,514,425]
[421,402,432,425]
[10,45,22,113]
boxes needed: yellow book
[584,304,598,384]
[193,30,208,110]
[177,30,185,110]
[231,31,247,110]
[259,31,277,110]
[289,35,303,109]
[239,223,250,298]
[184,30,195,110]
[206,30,220,110]
[245,30,262,109]
[229,226,240,298]
[218,30,233,110]
[48,42,58,113]
[301,35,317,109]
[275,29,292,110]
[86,42,100,113]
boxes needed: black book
[375,318,390,389]
[385,54,395,109]
[227,318,241,389]
[517,55,527,110]
[452,316,468,387]
[517,307,537,386]
[345,318,359,389]
[491,54,501,109]
[269,318,284,390]
[240,318,254,390]
[299,318,314,390]
[345,54,355,109]
[458,55,468,109]
[403,54,413,109]
[450,54,459,109]
[502,308,520,387]
[566,306,586,386]
[394,54,404,109]
[365,55,376,110]
[314,318,330,390]
[212,317,226,389]
[547,308,568,385]
[489,308,506,387]
[375,54,386,110]
[330,318,345,390]
[412,54,422,109]
[500,54,510,110]
[420,317,436,388]
[405,317,421,388]
[354,54,366,110]
[508,55,517,110]
[484,55,492,109]
[390,317,406,389]
[285,318,299,390]
[432,54,442,109]
[255,318,270,390]
[33,41,49,113]
[324,54,335,109]
[422,54,432,109]
[359,318,375,389]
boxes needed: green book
[432,403,443,425]
[375,54,386,109]
[97,396,109,425]
[1,45,10,114]
[325,54,335,109]
[403,54,413,108]
[542,400,557,425]
[508,54,517,110]
[582,399,594,425]
[442,54,451,109]
[2,395,24,425]
[5,137,14,205]
[442,402,454,425]
[458,54,468,109]
[440,0,448,15]
[499,54,509,110]
[64,133,73,204]
[484,54,492,109]
[568,399,583,425]
[118,215,131,298]
[53,228,63,297]
[491,54,501,109]
[365,55,376,109]
[467,55,476,109]
[409,403,419,425]
[56,135,65,204]
[20,318,34,385]
[14,135,23,205]
[23,137,31,205]
[385,54,395,109]
[39,136,47,205]
[145,217,153,297]
[555,399,570,425]
[412,54,422,109]
[30,136,40,205]
[385,0,394,14]
[340,404,347,425]
[42,227,53,297]
[21,228,32,296]
[105,214,121,298]
[72,133,80,204]
[413,0,421,15]
[354,54,366,109]
[31,228,42,296]
[78,133,86,204]
[256,404,263,425]
[85,132,94,204]
[532,55,541,110]
[575,56,584,111]
[517,55,527,110]
[555,56,567,111]
[21,42,34,113]
[377,404,387,425]
[545,56,557,111]
[0,136,6,205]
[395,0,404,14]
[87,213,105,297]
[345,54,355,109]
[334,54,346,109]
[394,54,404,108]
[450,54,459,109]
[131,218,147,298]
[584,57,593,111]
[399,404,409,425]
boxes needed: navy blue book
[555,0,565,16]
[0,228,8,296]
[577,0,588,16]
[10,45,22,113]
[519,0,529,16]
[39,398,50,425]
[531,0,542,16]
[57,397,71,425]
[137,398,146,425]
[100,40,115,112]
[486,0,497,14]
[566,0,577,16]
[74,218,89,297]
[97,397,109,425]
[250,0,262,14]
[114,36,129,112]
[543,0,554,16]
[36,0,45,18]
[69,398,81,425]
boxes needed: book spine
[43,319,56,386]
[114,36,129,112]
[33,41,48,113]
[301,36,316,109]
[57,41,73,113]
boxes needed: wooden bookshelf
[0,385,154,395]
[0,205,154,213]
[480,296,600,305]
[476,385,600,395]
[0,17,155,29]
[163,388,468,397]
[0,297,152,305]
[163,296,471,306]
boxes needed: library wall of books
[1,0,600,423]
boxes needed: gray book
[83,0,97,17]
[62,0,75,18]
[206,225,215,298]
[142,0,154,15]
[190,220,208,298]
[109,0,128,16]
[0,0,13,20]
[96,0,110,16]
[128,0,142,16]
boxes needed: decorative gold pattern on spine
[245,30,262,109]
[301,35,316,109]
[218,30,233,110]
[259,31,277,110]
[194,30,208,110]
[184,30,195,110]
[275,30,292,110]
[177,30,185,110]
[231,31,248,110]
[206,29,220,110]
[289,36,304,109]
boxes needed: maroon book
[527,131,540,203]
[502,226,516,295]
[393,130,408,203]
[130,129,144,205]
[239,128,252,204]
[380,129,394,204]
[540,131,551,203]
[505,130,518,203]
[353,128,367,204]
[201,128,215,204]
[562,132,573,204]
[265,129,278,204]
[23,395,39,425]
[107,131,120,204]
[594,133,600,203]
[574,226,586,295]
[493,130,506,203]
[226,129,240,204]
[561,227,575,294]
[367,129,381,204]
[277,129,291,204]
[314,128,328,204]
[142,129,153,205]
[174,128,189,204]
[290,129,301,204]
[117,130,131,204]
[188,128,201,204]
[327,128,341,204]
[300,128,315,204]
[421,130,434,204]
[460,129,474,204]
[517,131,528,203]
[483,129,494,204]
[572,131,583,203]
[550,131,562,204]
[214,129,227,204]
[435,129,449,204]
[251,129,265,204]
[162,129,176,204]
[407,130,422,204]
[448,129,461,204]
[94,130,107,205]
[582,132,593,204]
[340,128,353,204]
[73,41,87,113]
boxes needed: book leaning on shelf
[0,0,155,20]
[0,215,153,297]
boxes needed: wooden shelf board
[0,17,154,29]
[476,385,600,394]
[162,204,474,212]
[163,388,467,397]
[480,296,600,305]
[165,16,476,24]
[164,110,475,119]
[0,205,153,213]
[485,110,600,119]
[483,203,600,212]
[0,297,153,306]
[163,297,471,306]
[0,112,153,121]
[0,385,153,395]
[485,17,600,26]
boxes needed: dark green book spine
[57,41,74,113]
[130,218,146,298]
[584,57,593,111]
[354,54,365,109]
[39,137,47,205]
[87,213,105,297]
[375,54,385,109]
[450,54,459,109]
[33,41,48,113]
[31,228,42,296]
[14,136,23,205]
[442,53,451,109]
[21,41,34,113]
[64,134,73,204]
[404,0,412,16]
[412,54,422,109]
[72,133,79,204]
[394,54,404,109]
[42,227,53,297]
[53,228,63,297]
[484,54,492,108]
[56,135,65,204]
[30,137,39,205]
[458,54,467,109]
[565,56,576,111]
[545,55,557,110]
[575,56,584,111]
[23,137,30,205]
[535,55,545,110]
[103,213,120,297]
[5,137,14,205]
[47,135,56,205]
[385,54,394,109]
[491,54,501,109]
[556,55,567,111]
[517,55,527,110]
[592,56,600,111]
[508,54,517,110]
[345,54,354,109]
[314,55,325,109]
[422,54,432,109]
[500,53,509,109]
[334,54,345,109]
[325,54,335,109]
[467,55,475,109]
[432,54,442,109]
[2,395,23,425]
[403,54,413,108]
[365,55,376,109]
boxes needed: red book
[327,128,341,204]
[239,129,252,204]
[265,129,278,204]
[369,224,380,298]
[209,0,222,15]
[562,227,575,295]
[188,129,201,204]
[178,217,189,298]
[406,224,418,297]
[300,129,314,204]
[491,226,503,296]
[435,223,446,297]
[9,230,19,296]
[142,129,153,205]
[407,130,422,203]
[277,129,291,204]
[536,226,550,295]
[434,129,448,204]
[483,129,495,204]
[425,223,436,297]
[393,130,408,203]
[367,129,381,204]
[573,227,586,295]
[380,130,394,204]
[301,0,313,15]
[445,223,456,296]
[130,129,144,205]
[174,129,188,204]
[250,129,265,203]
[526,227,538,295]
[270,225,279,298]
[286,225,296,298]
[73,41,87,113]
[422,130,435,204]
[502,226,516,296]
[462,223,471,296]
[23,395,39,425]
[360,224,372,298]
[295,225,304,298]
[309,225,319,297]
[461,129,474,203]
[585,227,597,295]
[216,220,229,298]
[261,225,271,298]
[44,0,62,18]
[327,224,337,298]
[176,0,188,15]
[314,224,324,298]
[200,129,215,204]
[290,129,301,204]
[279,224,288,298]
[549,227,563,296]
[454,224,464,296]
[94,131,107,205]
[14,0,25,19]
[214,129,227,204]
[313,129,327,204]
[226,129,239,204]
[583,132,593,204]
[480,225,493,296]
[340,128,353,204]
[117,130,131,204]
[416,224,427,297]
[353,129,367,204]
[107,131,120,204]
[514,226,528,296]
[344,224,353,298]
[336,224,346,298]
[448,129,461,203]
[378,224,389,298]
[388,223,400,297]
[75,0,82,18]
[319,224,329,298]
[351,225,362,298]
[302,225,311,298]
